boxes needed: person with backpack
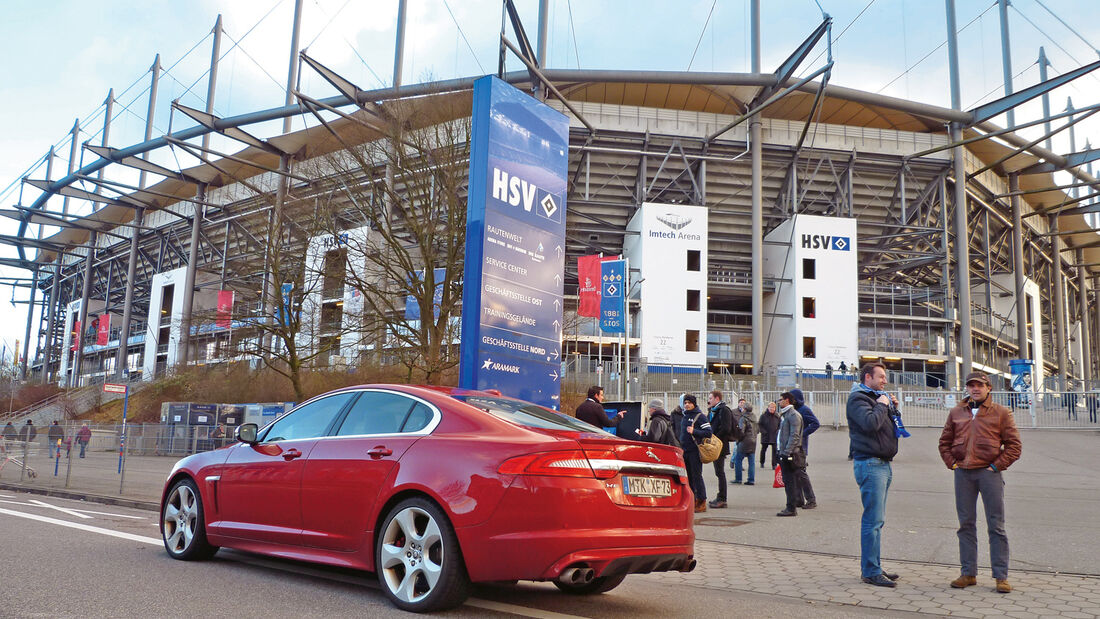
[635,399,680,447]
[732,401,757,485]
[679,394,712,513]
[705,390,735,508]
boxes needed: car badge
[646,448,660,462]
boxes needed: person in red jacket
[938,372,1022,594]
[76,422,92,458]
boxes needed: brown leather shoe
[694,500,707,513]
[950,575,977,588]
[995,579,1012,593]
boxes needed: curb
[0,482,158,512]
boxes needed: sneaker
[950,575,977,588]
[731,480,742,485]
[708,499,727,508]
[802,501,817,510]
[995,579,1012,594]
[883,571,900,581]
[776,508,797,517]
[862,574,897,588]
[745,481,755,486]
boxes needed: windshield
[454,395,612,434]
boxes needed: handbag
[773,464,785,488]
[697,434,723,463]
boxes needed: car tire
[376,497,470,613]
[161,478,218,560]
[553,572,627,595]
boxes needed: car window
[453,395,607,433]
[262,393,356,442]
[402,403,434,433]
[335,391,417,436]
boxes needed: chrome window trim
[325,388,442,439]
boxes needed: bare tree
[308,97,470,384]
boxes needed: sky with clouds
[0,0,1098,365]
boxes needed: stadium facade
[6,1,1099,395]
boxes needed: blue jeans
[732,444,755,483]
[853,457,892,578]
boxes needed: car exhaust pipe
[680,558,697,572]
[557,566,595,585]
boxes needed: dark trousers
[759,442,776,468]
[712,453,728,501]
[794,463,816,505]
[954,467,1009,579]
[779,458,800,510]
[684,451,706,503]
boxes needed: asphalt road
[0,490,916,619]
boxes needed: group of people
[576,386,820,515]
[577,364,1025,594]
[0,420,93,458]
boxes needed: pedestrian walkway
[659,540,1100,618]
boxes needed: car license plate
[622,476,671,497]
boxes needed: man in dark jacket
[18,420,37,443]
[575,386,625,429]
[789,389,819,509]
[731,401,757,485]
[847,363,902,588]
[635,399,679,447]
[758,400,780,469]
[939,372,1022,594]
[705,390,735,508]
[47,421,64,458]
[679,395,712,513]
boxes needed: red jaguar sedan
[160,385,695,612]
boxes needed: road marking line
[0,507,161,546]
[29,499,93,519]
[465,598,588,619]
[65,508,146,520]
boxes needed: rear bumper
[455,476,694,582]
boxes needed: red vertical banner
[216,290,235,328]
[97,314,111,346]
[577,255,603,317]
[71,320,81,351]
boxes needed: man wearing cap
[635,399,679,447]
[939,371,1022,594]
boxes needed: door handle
[282,448,303,461]
[367,446,393,459]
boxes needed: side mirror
[236,423,258,445]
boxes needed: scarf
[850,382,910,438]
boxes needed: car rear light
[497,450,595,478]
[579,447,621,479]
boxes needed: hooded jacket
[938,396,1022,471]
[789,389,821,454]
[735,406,757,452]
[846,383,899,461]
[777,404,803,457]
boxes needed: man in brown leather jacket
[938,371,1022,594]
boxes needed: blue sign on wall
[599,259,626,334]
[459,76,568,409]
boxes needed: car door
[300,390,440,552]
[212,392,356,546]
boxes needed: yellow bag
[697,434,723,464]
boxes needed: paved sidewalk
[658,540,1100,618]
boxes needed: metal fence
[642,390,1100,430]
[0,422,235,497]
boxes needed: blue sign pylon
[459,76,569,409]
